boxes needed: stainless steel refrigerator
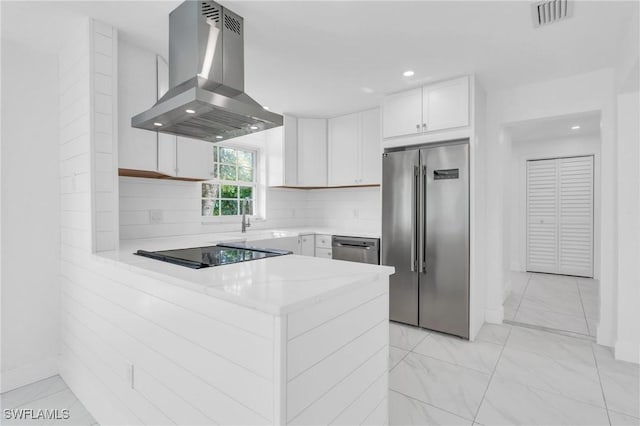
[381,141,469,339]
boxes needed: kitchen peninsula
[60,231,394,425]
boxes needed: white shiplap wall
[119,178,381,239]
[92,21,119,252]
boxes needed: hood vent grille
[201,2,220,22]
[224,13,241,35]
[532,0,570,27]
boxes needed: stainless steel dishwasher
[331,236,380,265]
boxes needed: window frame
[201,144,259,221]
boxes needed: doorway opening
[502,112,601,337]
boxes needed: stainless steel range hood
[131,1,282,142]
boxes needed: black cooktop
[135,243,291,269]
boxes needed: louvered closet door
[558,156,593,277]
[526,156,594,277]
[527,159,559,274]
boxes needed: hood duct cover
[132,1,283,142]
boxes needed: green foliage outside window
[202,146,256,217]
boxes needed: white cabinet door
[382,87,422,139]
[422,76,469,132]
[176,137,214,180]
[156,55,178,177]
[558,156,593,277]
[157,134,177,176]
[297,118,327,187]
[300,234,315,256]
[328,113,360,186]
[118,40,158,171]
[526,156,594,278]
[526,159,558,274]
[360,108,382,185]
[266,115,298,187]
[252,237,301,255]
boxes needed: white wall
[507,134,601,277]
[615,90,639,363]
[1,39,60,391]
[484,69,618,349]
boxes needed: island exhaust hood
[131,1,283,142]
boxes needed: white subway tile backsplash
[118,177,381,240]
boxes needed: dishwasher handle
[332,236,380,249]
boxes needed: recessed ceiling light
[250,126,258,130]
[403,70,415,77]
[153,122,163,127]
[361,87,374,94]
[185,109,195,114]
[216,135,223,139]
[571,125,581,130]
[263,106,269,110]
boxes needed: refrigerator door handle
[419,165,427,273]
[410,165,419,272]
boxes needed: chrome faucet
[241,198,251,233]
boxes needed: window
[201,146,256,217]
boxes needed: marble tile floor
[0,376,97,425]
[389,321,640,426]
[503,271,599,336]
[3,321,637,426]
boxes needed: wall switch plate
[149,210,163,224]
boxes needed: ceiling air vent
[201,2,220,22]
[532,0,571,27]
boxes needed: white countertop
[96,228,392,315]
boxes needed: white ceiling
[2,1,637,117]
[507,110,601,143]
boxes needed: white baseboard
[615,340,640,364]
[485,306,505,324]
[1,356,58,393]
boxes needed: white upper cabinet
[176,137,214,180]
[328,108,381,186]
[423,77,469,132]
[266,115,298,187]
[297,118,327,187]
[383,76,470,139]
[382,87,422,139]
[360,108,382,185]
[118,40,158,171]
[328,112,360,186]
[156,56,178,177]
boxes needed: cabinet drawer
[315,247,332,259]
[315,234,332,248]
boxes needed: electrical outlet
[149,210,163,224]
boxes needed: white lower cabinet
[300,234,315,256]
[315,234,332,259]
[251,236,301,255]
[315,247,332,259]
